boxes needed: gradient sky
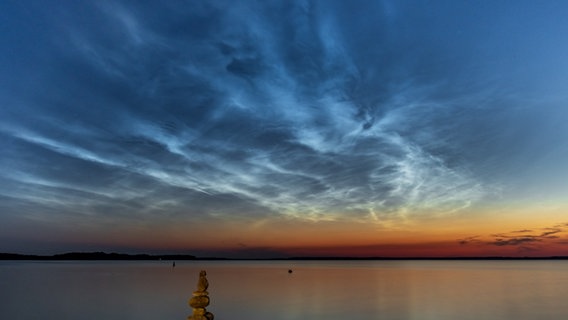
[2,0,568,258]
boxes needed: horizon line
[2,251,568,261]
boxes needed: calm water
[1,260,568,319]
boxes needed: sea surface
[1,260,568,320]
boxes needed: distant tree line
[0,252,197,260]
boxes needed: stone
[188,270,214,320]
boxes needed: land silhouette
[0,252,198,260]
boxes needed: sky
[1,0,568,258]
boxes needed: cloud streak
[459,223,568,254]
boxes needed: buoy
[288,269,293,274]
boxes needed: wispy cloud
[458,236,481,246]
[0,1,499,226]
[459,223,568,253]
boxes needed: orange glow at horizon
[43,203,568,258]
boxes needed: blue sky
[1,1,568,257]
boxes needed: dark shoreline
[0,252,200,261]
[2,252,568,261]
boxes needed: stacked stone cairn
[188,270,214,320]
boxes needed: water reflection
[1,260,568,320]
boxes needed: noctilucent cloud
[2,1,568,258]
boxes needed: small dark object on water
[288,269,293,274]
[173,261,176,268]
